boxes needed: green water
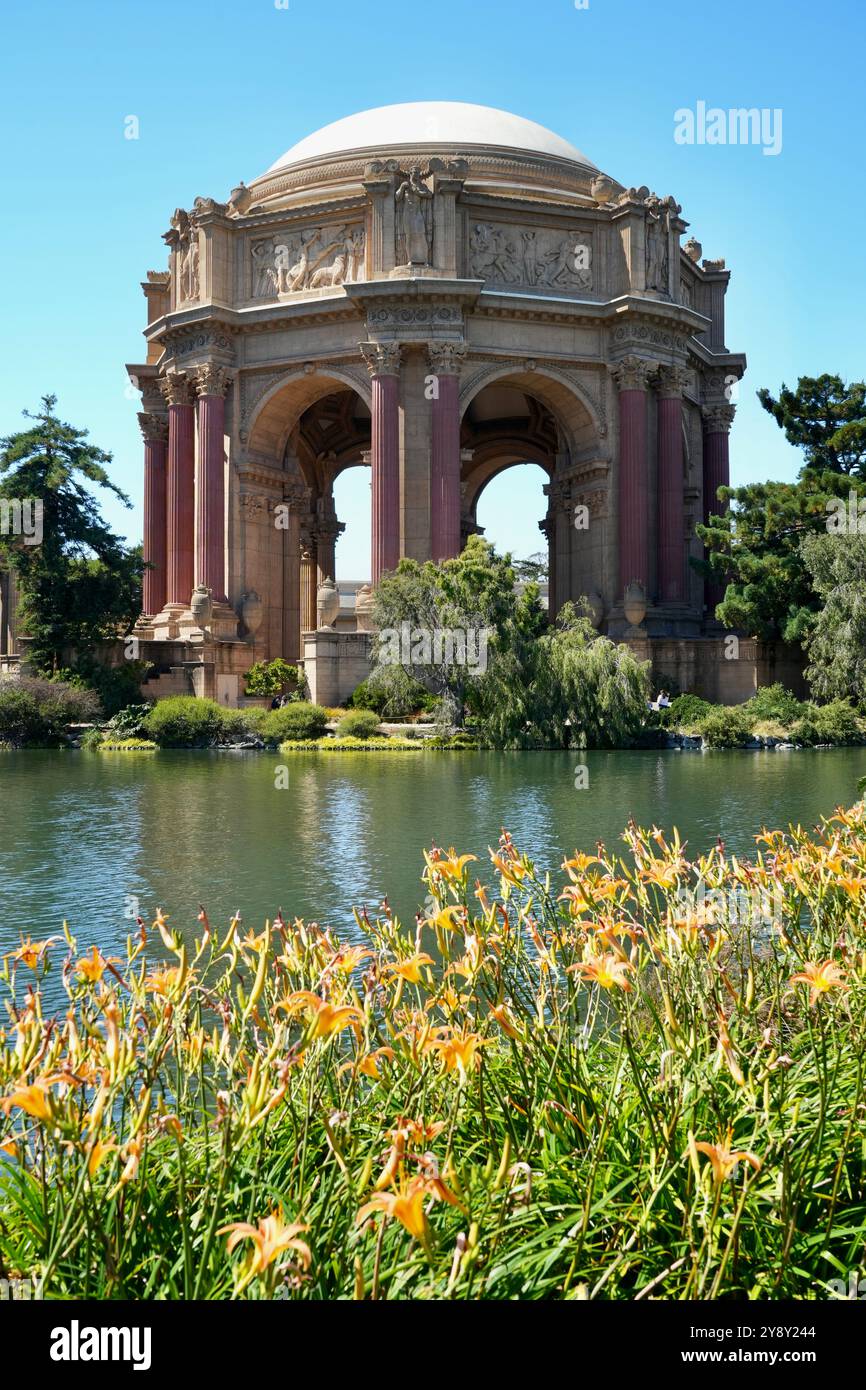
[1,747,865,964]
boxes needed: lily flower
[219,1209,311,1289]
[278,990,363,1039]
[568,954,634,992]
[386,953,434,985]
[790,959,848,1006]
[694,1129,762,1184]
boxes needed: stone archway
[459,370,609,621]
[239,370,372,660]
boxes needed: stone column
[299,523,317,634]
[612,356,652,596]
[655,366,689,605]
[702,402,735,615]
[281,485,305,661]
[538,513,555,616]
[362,343,402,584]
[159,371,195,606]
[138,412,168,615]
[314,516,345,586]
[428,342,466,562]
[193,364,232,603]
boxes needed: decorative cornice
[701,402,736,433]
[426,341,467,375]
[360,342,403,377]
[194,364,233,398]
[610,355,654,392]
[158,370,194,407]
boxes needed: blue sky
[1,0,863,577]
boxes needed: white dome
[265,102,596,174]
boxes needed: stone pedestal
[303,629,373,707]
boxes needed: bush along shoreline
[2,802,866,1299]
[2,682,866,753]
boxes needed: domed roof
[265,102,597,174]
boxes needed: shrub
[695,705,756,748]
[336,709,382,739]
[243,659,304,699]
[217,707,267,742]
[660,693,713,730]
[144,696,226,748]
[790,699,863,747]
[260,701,328,744]
[0,676,101,746]
[744,683,806,725]
[106,703,153,739]
[348,672,434,717]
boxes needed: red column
[194,365,231,603]
[702,403,735,615]
[428,344,466,562]
[613,357,651,594]
[656,366,688,604]
[160,372,196,606]
[138,413,168,615]
[363,344,402,585]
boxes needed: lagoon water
[2,747,866,967]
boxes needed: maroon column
[194,365,231,603]
[138,413,168,615]
[656,367,688,604]
[428,344,466,562]
[160,372,196,606]
[363,343,402,585]
[613,357,651,594]
[702,403,735,615]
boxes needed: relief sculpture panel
[467,221,592,292]
[250,223,366,298]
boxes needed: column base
[149,603,187,641]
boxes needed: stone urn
[190,585,213,631]
[590,173,616,205]
[354,582,374,633]
[623,581,648,631]
[684,237,703,263]
[586,590,605,629]
[316,577,340,630]
[241,589,263,637]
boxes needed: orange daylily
[790,959,849,1007]
[278,990,363,1039]
[1,1082,53,1121]
[694,1129,762,1184]
[427,1029,488,1081]
[76,946,107,984]
[386,953,434,985]
[357,1176,430,1243]
[87,1138,117,1179]
[425,849,477,883]
[568,953,634,992]
[219,1209,311,1286]
[10,937,55,970]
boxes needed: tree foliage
[758,374,866,477]
[697,470,866,640]
[800,533,866,703]
[0,395,143,671]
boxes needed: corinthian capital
[654,364,690,399]
[360,341,403,377]
[158,370,194,406]
[426,341,467,375]
[194,363,233,398]
[701,402,736,433]
[137,412,169,444]
[611,355,653,392]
